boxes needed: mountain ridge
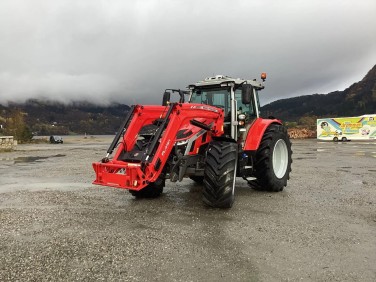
[1,64,375,135]
[0,100,130,135]
[261,64,376,121]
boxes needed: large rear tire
[203,141,238,208]
[129,178,164,198]
[252,124,292,192]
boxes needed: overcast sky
[0,0,375,106]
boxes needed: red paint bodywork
[93,102,282,192]
[243,118,282,151]
[92,103,224,190]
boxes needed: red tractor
[93,74,292,208]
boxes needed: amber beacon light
[261,72,267,81]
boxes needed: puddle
[353,151,376,158]
[14,156,49,163]
[2,154,66,164]
[337,169,350,173]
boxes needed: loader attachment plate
[93,161,146,190]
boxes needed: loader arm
[93,103,224,191]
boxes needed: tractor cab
[188,74,265,141]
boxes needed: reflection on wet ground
[291,140,376,161]
[0,154,66,164]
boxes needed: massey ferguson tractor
[93,74,292,208]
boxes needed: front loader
[93,74,292,208]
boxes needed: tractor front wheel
[129,178,164,198]
[203,141,238,208]
[252,124,292,192]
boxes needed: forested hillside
[261,64,376,122]
[0,100,130,136]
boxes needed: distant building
[0,136,17,150]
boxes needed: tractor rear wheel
[252,124,292,192]
[203,141,238,208]
[129,178,164,198]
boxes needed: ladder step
[245,177,256,181]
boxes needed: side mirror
[178,90,185,103]
[162,91,170,106]
[241,84,253,104]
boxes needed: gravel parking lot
[1,136,376,281]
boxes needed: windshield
[190,87,255,120]
[190,88,231,115]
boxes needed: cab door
[234,88,258,142]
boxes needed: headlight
[238,114,246,120]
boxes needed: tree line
[0,109,33,143]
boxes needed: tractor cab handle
[190,119,212,131]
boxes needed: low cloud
[0,0,375,106]
[0,72,121,105]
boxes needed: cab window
[190,88,231,116]
[234,89,255,119]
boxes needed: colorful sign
[317,115,376,141]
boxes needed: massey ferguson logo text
[190,105,219,113]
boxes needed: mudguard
[243,118,282,151]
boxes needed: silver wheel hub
[273,139,288,179]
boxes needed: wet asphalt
[0,137,376,281]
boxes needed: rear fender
[243,118,282,151]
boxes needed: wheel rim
[231,155,238,196]
[273,139,288,179]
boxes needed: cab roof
[188,75,265,90]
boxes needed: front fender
[243,118,282,151]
